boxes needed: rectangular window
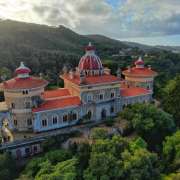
[27,119,32,126]
[25,102,31,108]
[87,95,92,102]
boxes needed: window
[87,94,92,102]
[33,146,37,153]
[14,120,17,126]
[42,119,47,127]
[27,119,32,126]
[72,113,77,120]
[25,147,30,155]
[25,102,31,108]
[23,90,29,95]
[99,94,104,100]
[11,103,15,109]
[63,115,68,122]
[110,106,114,114]
[52,116,58,124]
[111,92,115,98]
[87,111,92,119]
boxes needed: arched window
[42,119,47,127]
[27,118,32,126]
[110,106,114,114]
[63,114,68,122]
[72,113,77,120]
[14,119,17,126]
[99,94,104,100]
[87,111,92,119]
[52,115,58,125]
[110,92,115,98]
[11,103,15,109]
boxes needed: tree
[122,149,160,180]
[35,158,77,180]
[84,135,160,180]
[21,149,72,179]
[0,153,16,180]
[163,130,180,172]
[163,172,180,180]
[90,127,109,140]
[162,75,180,126]
[120,104,176,150]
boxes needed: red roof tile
[122,67,157,77]
[43,88,70,99]
[121,87,151,97]
[62,74,120,85]
[0,77,48,90]
[33,96,81,112]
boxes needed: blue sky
[0,0,180,46]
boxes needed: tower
[0,62,48,131]
[122,57,157,90]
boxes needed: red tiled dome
[78,42,103,71]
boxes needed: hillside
[0,19,180,90]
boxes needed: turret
[0,62,48,132]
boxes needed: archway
[101,109,107,119]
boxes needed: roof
[43,88,70,99]
[122,67,157,77]
[33,96,81,112]
[62,74,120,86]
[0,77,48,90]
[121,87,151,97]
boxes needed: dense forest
[0,20,179,180]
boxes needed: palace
[0,43,157,158]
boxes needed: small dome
[15,62,31,74]
[15,62,31,78]
[78,42,103,72]
[134,57,144,66]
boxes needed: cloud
[0,0,180,38]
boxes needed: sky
[0,0,180,46]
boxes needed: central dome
[78,43,103,73]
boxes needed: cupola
[78,42,103,76]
